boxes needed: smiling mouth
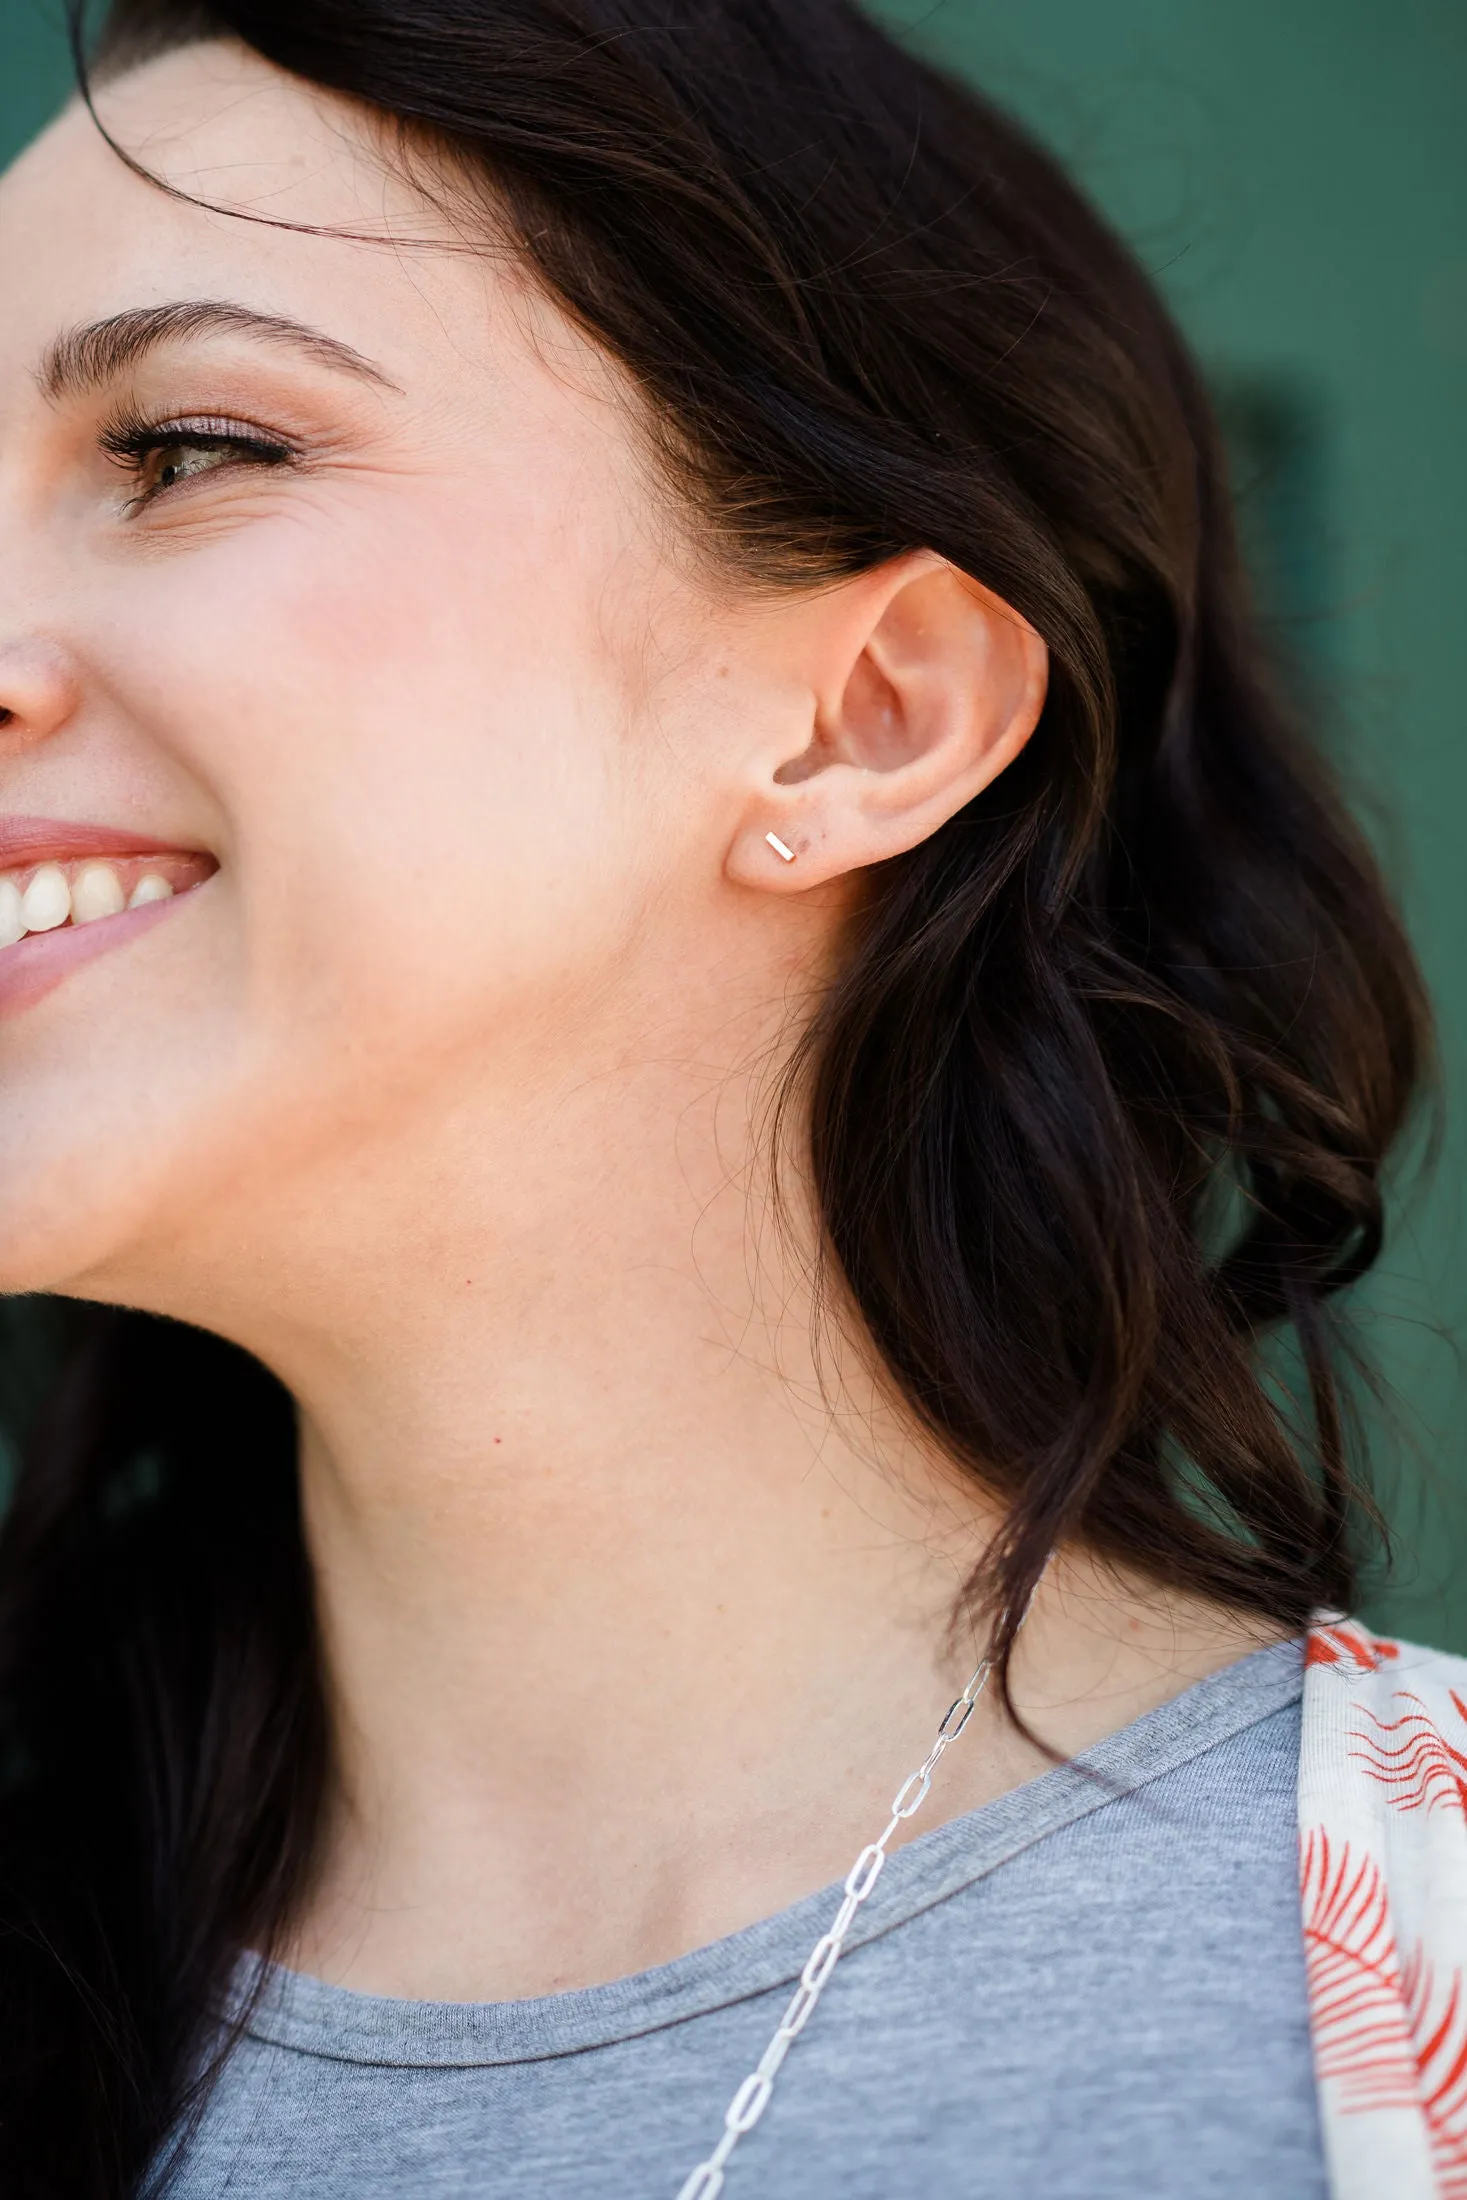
[0,852,214,950]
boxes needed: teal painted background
[1,0,1464,1639]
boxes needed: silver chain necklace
[673,1651,994,2200]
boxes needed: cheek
[112,486,648,1042]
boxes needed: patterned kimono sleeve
[1300,1618,1467,2200]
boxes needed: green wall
[2,0,1464,1639]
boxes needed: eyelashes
[99,406,299,512]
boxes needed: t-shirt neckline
[237,1635,1304,2069]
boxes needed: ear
[725,553,1048,892]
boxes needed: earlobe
[727,556,1047,893]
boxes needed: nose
[0,642,81,753]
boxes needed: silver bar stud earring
[765,831,796,863]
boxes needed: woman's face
[0,42,809,1308]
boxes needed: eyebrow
[39,300,398,403]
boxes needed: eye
[100,411,297,512]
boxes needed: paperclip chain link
[672,1656,992,2200]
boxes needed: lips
[0,815,215,1020]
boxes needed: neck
[283,1131,1017,1997]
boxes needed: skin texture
[0,42,1275,1999]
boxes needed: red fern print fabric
[1302,1830,1419,2115]
[1350,1692,1467,1822]
[1301,1620,1467,2198]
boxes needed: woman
[0,2,1457,2196]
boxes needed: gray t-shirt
[159,1639,1324,2199]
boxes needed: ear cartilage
[765,831,796,863]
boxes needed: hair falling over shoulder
[0,1,1430,2190]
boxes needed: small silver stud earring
[765,831,796,863]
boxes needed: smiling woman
[0,5,1449,2200]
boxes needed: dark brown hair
[0,1,1429,2191]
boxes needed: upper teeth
[0,860,176,950]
